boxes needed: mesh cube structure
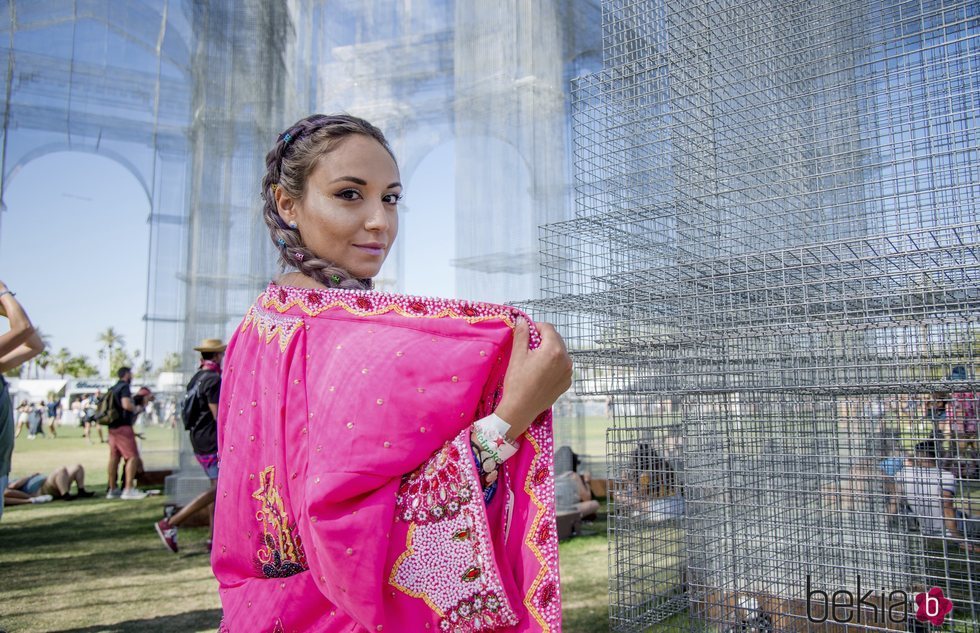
[530,0,980,631]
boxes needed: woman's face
[277,134,401,280]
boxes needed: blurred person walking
[45,397,60,437]
[82,391,105,444]
[27,402,44,438]
[14,402,29,438]
[154,338,225,553]
[0,280,45,520]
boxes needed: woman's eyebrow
[328,176,402,189]
[329,176,368,185]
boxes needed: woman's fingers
[512,316,530,354]
[497,319,573,435]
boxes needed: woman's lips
[354,244,385,256]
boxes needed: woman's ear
[275,186,297,225]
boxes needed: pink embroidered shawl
[212,284,561,633]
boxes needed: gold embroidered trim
[242,306,303,352]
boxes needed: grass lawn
[1,424,609,632]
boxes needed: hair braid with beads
[261,114,396,290]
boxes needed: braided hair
[262,114,397,290]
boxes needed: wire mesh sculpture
[532,0,980,630]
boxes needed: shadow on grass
[45,608,222,633]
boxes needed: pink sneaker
[154,519,179,553]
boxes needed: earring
[289,221,298,230]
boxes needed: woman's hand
[495,318,573,440]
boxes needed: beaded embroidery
[262,285,541,342]
[521,425,562,631]
[242,306,303,352]
[391,434,519,631]
[252,466,308,579]
[396,440,472,524]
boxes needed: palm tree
[53,347,72,379]
[66,355,98,379]
[97,327,125,378]
[161,352,182,373]
[34,348,51,378]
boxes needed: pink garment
[213,283,561,633]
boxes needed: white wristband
[473,413,519,462]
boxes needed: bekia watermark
[806,575,953,626]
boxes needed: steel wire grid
[527,0,980,630]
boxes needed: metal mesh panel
[533,0,980,631]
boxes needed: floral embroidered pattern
[252,466,308,579]
[242,306,303,352]
[262,284,542,348]
[391,434,519,632]
[396,441,472,524]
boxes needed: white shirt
[896,465,956,536]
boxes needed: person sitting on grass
[896,439,980,553]
[4,464,96,504]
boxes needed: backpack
[180,372,206,431]
[92,387,122,427]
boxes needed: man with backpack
[104,366,149,500]
[154,338,225,553]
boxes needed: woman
[0,280,46,519]
[212,114,572,632]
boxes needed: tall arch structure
[0,1,292,368]
[0,1,194,364]
[0,0,601,369]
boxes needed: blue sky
[0,144,456,374]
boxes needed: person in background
[0,279,45,520]
[896,440,980,552]
[14,402,29,439]
[5,464,95,503]
[81,391,105,444]
[104,367,150,500]
[27,402,45,439]
[154,338,226,553]
[45,397,60,438]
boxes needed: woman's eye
[383,193,402,205]
[338,189,362,200]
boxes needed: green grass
[1,424,610,632]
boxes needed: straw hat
[193,338,227,353]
